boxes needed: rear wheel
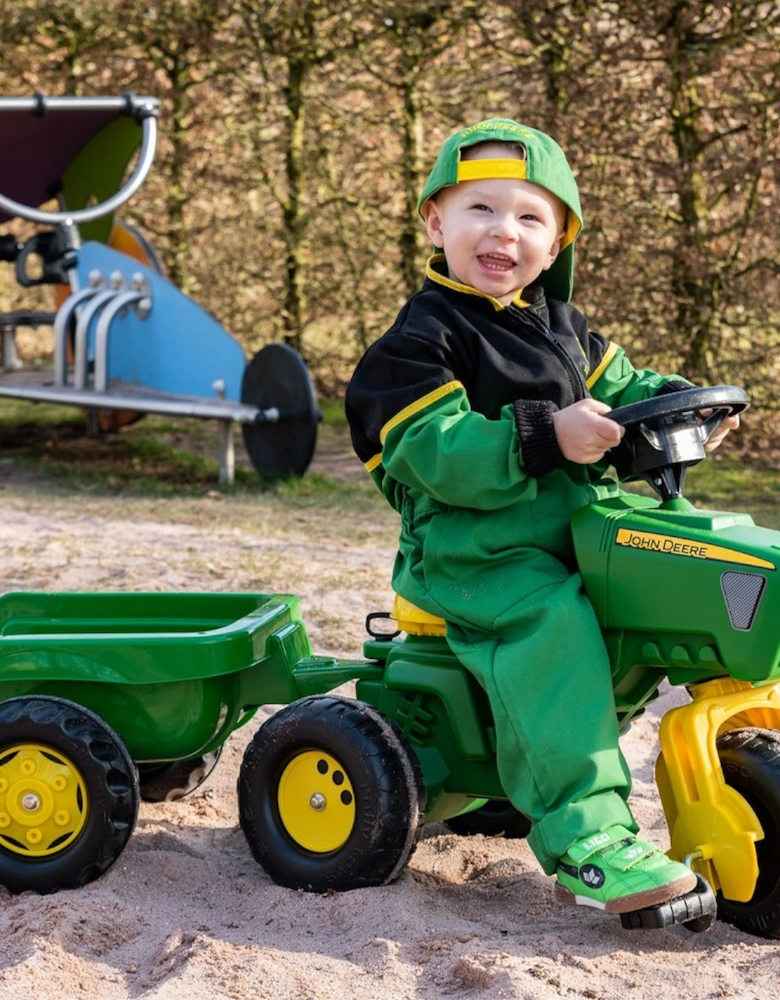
[0,696,139,894]
[238,696,425,892]
[444,800,531,839]
[138,746,222,803]
[717,728,780,938]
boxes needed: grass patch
[0,397,380,509]
[318,397,348,429]
[273,471,381,510]
[0,414,249,496]
[684,456,780,528]
[0,398,85,431]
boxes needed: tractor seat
[392,595,447,637]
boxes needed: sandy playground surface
[0,444,778,1000]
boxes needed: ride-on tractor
[0,379,777,931]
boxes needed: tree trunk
[281,53,307,355]
[166,58,193,294]
[398,59,424,299]
[666,12,721,382]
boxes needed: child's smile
[479,252,516,272]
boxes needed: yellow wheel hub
[0,743,88,857]
[278,749,355,853]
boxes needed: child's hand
[703,411,741,453]
[552,398,625,464]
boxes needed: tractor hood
[573,496,780,684]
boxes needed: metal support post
[212,379,235,485]
[1,325,22,371]
[218,420,235,485]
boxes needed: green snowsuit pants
[397,469,638,874]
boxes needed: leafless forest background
[1,0,779,421]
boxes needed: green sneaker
[555,825,698,914]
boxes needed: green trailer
[0,590,362,892]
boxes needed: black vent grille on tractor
[720,572,767,631]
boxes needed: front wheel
[238,696,425,892]
[0,696,139,894]
[717,728,780,938]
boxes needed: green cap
[417,118,582,302]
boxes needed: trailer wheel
[0,696,139,894]
[444,800,531,839]
[238,696,425,892]
[138,746,223,803]
[717,728,780,939]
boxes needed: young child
[345,118,738,916]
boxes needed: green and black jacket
[345,256,687,514]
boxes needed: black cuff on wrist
[655,379,695,396]
[512,399,564,478]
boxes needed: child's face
[423,156,566,305]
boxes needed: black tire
[444,800,531,839]
[238,696,425,892]
[138,746,223,803]
[0,696,139,894]
[241,342,319,480]
[717,728,780,938]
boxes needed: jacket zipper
[506,305,589,401]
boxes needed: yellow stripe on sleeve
[585,341,619,390]
[364,453,382,473]
[379,380,465,444]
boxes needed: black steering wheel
[606,385,749,501]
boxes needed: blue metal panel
[74,243,245,401]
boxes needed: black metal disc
[241,342,319,480]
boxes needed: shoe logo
[580,832,612,852]
[580,864,605,888]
